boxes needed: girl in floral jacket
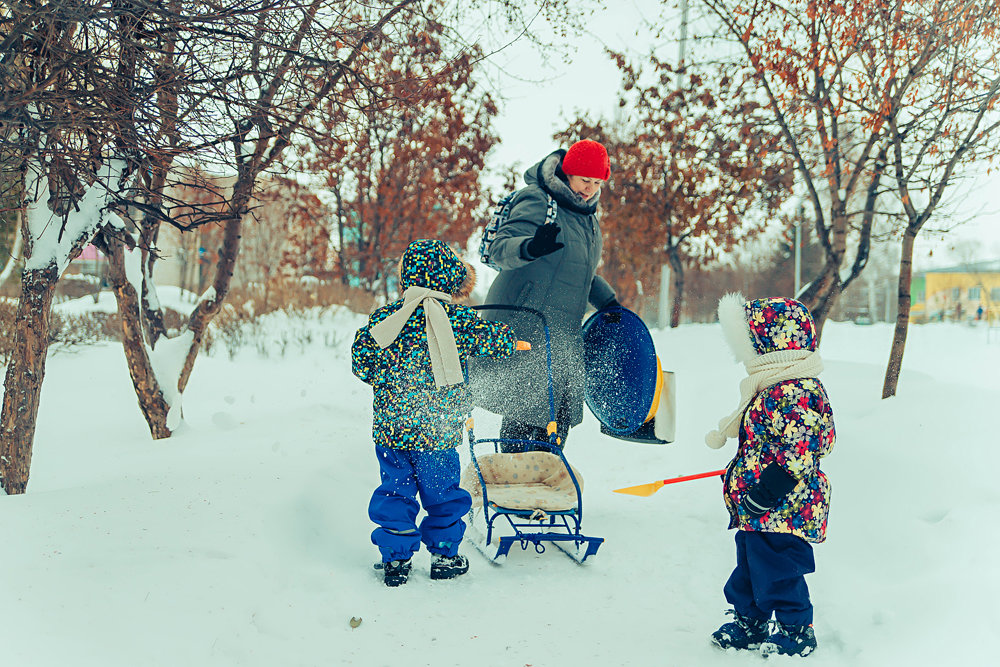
[706,294,835,657]
[352,239,516,586]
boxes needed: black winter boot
[381,559,412,587]
[760,620,817,657]
[711,609,770,651]
[430,553,469,580]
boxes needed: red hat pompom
[561,139,610,180]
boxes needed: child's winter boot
[760,620,817,657]
[711,609,770,651]
[430,553,469,580]
[381,559,412,587]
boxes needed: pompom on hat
[561,139,611,180]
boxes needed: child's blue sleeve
[351,326,384,385]
[452,307,516,359]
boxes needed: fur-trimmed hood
[718,292,818,364]
[398,239,474,297]
[524,150,600,215]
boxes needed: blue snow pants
[368,446,472,563]
[724,530,816,627]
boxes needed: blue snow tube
[581,306,660,435]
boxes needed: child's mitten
[739,463,798,517]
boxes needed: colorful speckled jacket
[352,240,516,452]
[719,297,836,543]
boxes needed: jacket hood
[718,292,818,363]
[398,239,468,294]
[524,150,600,215]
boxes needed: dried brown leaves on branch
[873,2,1000,397]
[1,0,604,492]
[303,14,497,295]
[698,0,1000,338]
[0,1,446,488]
[560,53,793,325]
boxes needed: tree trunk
[882,227,918,399]
[667,246,684,328]
[0,264,59,494]
[0,212,24,288]
[799,257,844,339]
[178,203,245,394]
[103,234,173,438]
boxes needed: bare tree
[235,175,332,308]
[96,0,436,439]
[697,0,1000,393]
[559,55,793,326]
[0,1,145,492]
[0,0,437,488]
[304,28,498,296]
[879,3,1000,397]
[0,0,604,492]
[104,0,602,437]
[696,0,918,333]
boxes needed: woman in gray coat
[474,140,619,450]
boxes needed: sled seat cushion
[461,451,583,512]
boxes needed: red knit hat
[561,139,610,180]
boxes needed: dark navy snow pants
[724,530,816,626]
[368,446,472,563]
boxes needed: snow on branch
[24,159,127,275]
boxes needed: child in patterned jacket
[351,239,516,587]
[705,294,835,657]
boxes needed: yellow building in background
[909,260,1000,323]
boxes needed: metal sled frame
[466,305,604,563]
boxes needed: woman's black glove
[523,224,564,259]
[739,463,798,517]
[602,298,623,322]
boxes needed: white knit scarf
[704,348,824,449]
[369,285,464,388]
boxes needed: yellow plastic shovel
[614,469,727,496]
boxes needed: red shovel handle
[661,469,727,485]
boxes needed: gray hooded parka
[472,149,616,430]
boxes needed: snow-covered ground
[2,297,998,666]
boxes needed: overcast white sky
[480,0,670,176]
[476,0,1000,269]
